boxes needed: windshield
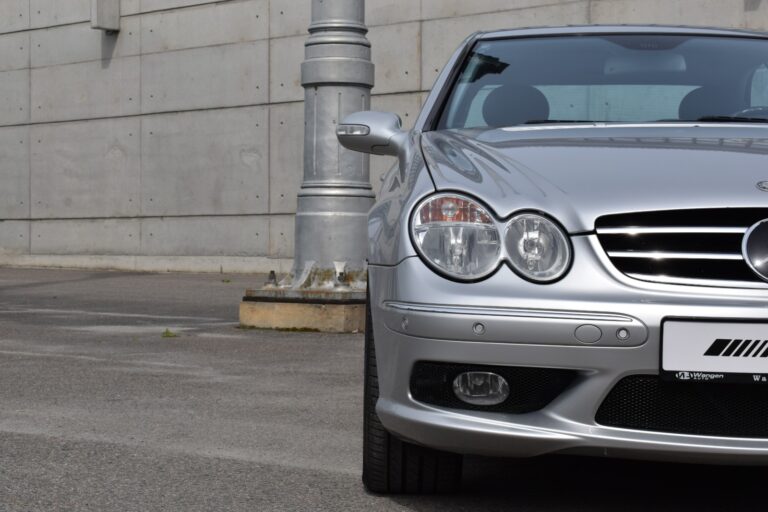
[436,35,768,129]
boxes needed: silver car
[337,25,768,494]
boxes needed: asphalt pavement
[0,268,766,511]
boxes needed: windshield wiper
[694,115,768,123]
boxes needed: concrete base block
[240,288,366,333]
[239,301,365,333]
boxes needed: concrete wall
[1,0,767,272]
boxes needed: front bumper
[368,235,768,464]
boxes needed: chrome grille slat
[626,274,768,289]
[607,251,743,261]
[597,227,747,235]
[595,208,768,288]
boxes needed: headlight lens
[506,213,571,282]
[411,194,501,280]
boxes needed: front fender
[368,133,435,266]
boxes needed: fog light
[452,372,509,406]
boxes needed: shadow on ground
[386,455,765,511]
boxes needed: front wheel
[362,288,463,494]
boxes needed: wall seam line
[0,213,296,222]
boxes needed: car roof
[476,25,768,40]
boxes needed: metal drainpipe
[284,0,375,291]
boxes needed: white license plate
[662,321,768,383]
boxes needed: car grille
[410,362,577,414]
[595,375,768,438]
[595,208,768,288]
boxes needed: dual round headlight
[410,193,572,282]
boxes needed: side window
[751,64,768,107]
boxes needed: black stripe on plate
[704,338,732,356]
[723,339,743,357]
[753,340,768,357]
[742,340,760,357]
[733,340,751,357]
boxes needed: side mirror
[336,111,407,156]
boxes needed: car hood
[421,125,768,233]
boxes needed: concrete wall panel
[31,57,140,122]
[269,102,303,213]
[31,19,140,68]
[422,0,569,19]
[369,22,420,95]
[141,107,268,216]
[0,69,30,126]
[590,0,745,26]
[121,0,141,15]
[269,0,310,38]
[30,118,140,218]
[269,35,304,103]
[31,219,140,255]
[0,221,30,255]
[0,32,30,72]
[139,0,217,13]
[3,0,760,269]
[141,0,268,54]
[367,0,421,26]
[269,215,294,258]
[745,0,768,30]
[141,41,267,113]
[0,126,30,219]
[30,0,90,29]
[421,2,590,90]
[141,215,269,256]
[0,0,30,34]
[370,93,422,129]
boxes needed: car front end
[338,25,768,493]
[370,216,768,464]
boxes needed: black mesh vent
[410,362,577,414]
[596,375,768,438]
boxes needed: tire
[362,287,463,494]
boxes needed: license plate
[662,320,768,384]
